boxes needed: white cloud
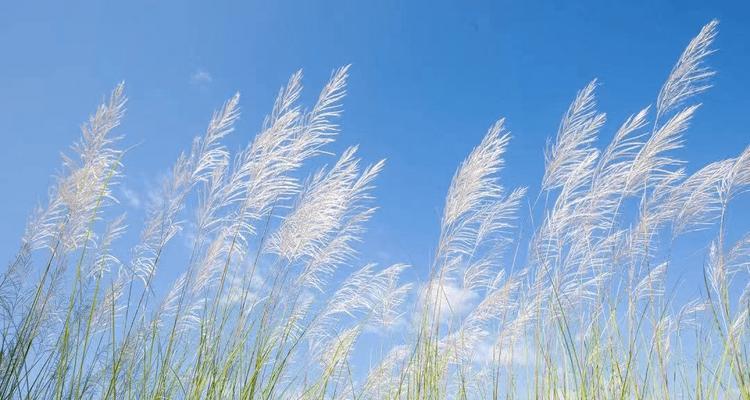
[220,259,268,308]
[417,280,478,326]
[365,312,409,336]
[439,283,477,318]
[121,186,142,209]
[495,339,534,367]
[190,69,213,86]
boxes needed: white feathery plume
[633,262,668,301]
[91,268,129,331]
[543,79,606,191]
[608,23,720,259]
[156,272,206,335]
[190,93,238,185]
[496,266,550,352]
[328,264,398,318]
[668,159,731,235]
[321,325,361,371]
[155,228,235,337]
[441,325,485,365]
[297,206,376,291]
[281,294,314,342]
[194,161,231,235]
[190,228,232,299]
[191,94,241,233]
[653,314,674,361]
[447,272,522,362]
[22,199,66,253]
[534,150,599,261]
[24,84,126,253]
[553,232,620,314]
[442,119,510,230]
[729,308,748,343]
[131,155,192,285]
[219,70,303,216]
[627,105,696,194]
[224,66,350,247]
[58,86,126,252]
[720,146,750,201]
[361,345,410,398]
[554,269,610,316]
[219,73,303,220]
[727,233,750,272]
[739,281,750,308]
[306,263,379,353]
[132,94,239,286]
[564,228,623,279]
[535,110,644,317]
[369,264,413,329]
[154,74,349,353]
[159,272,188,326]
[549,27,721,337]
[554,149,600,230]
[0,245,31,319]
[675,298,707,330]
[269,69,304,129]
[597,107,651,181]
[496,285,546,349]
[87,214,128,279]
[462,258,495,294]
[9,85,128,350]
[462,187,526,292]
[269,146,383,264]
[616,21,719,214]
[305,64,350,142]
[656,20,718,122]
[315,325,362,389]
[474,187,527,249]
[422,120,521,331]
[707,241,725,299]
[584,108,650,228]
[628,169,686,260]
[308,263,409,356]
[437,119,516,289]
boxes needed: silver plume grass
[4,19,750,400]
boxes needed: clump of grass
[1,18,748,400]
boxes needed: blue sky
[1,1,749,292]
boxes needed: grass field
[1,19,749,399]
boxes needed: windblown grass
[1,19,749,399]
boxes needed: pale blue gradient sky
[1,1,749,304]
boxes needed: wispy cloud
[121,185,142,209]
[220,272,264,308]
[417,281,478,326]
[190,69,213,86]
